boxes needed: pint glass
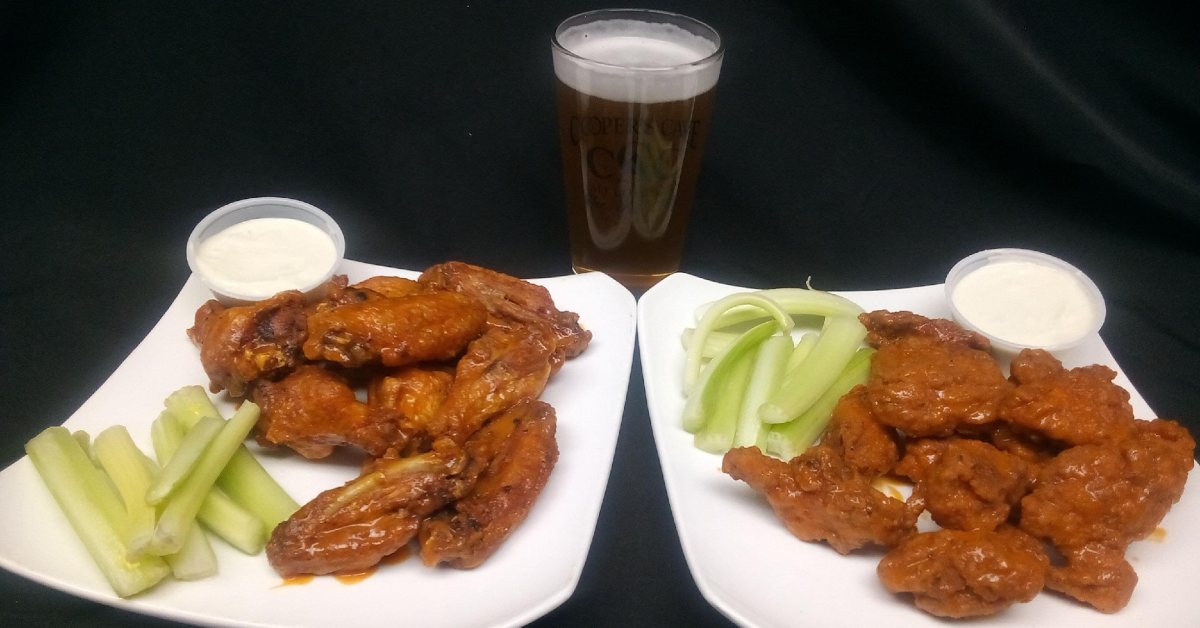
[552,9,723,290]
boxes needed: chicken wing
[418,261,591,370]
[418,399,558,568]
[424,321,557,444]
[303,291,488,368]
[187,290,308,397]
[250,364,403,459]
[266,441,467,577]
[367,365,455,455]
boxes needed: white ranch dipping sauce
[193,217,338,299]
[950,260,1099,348]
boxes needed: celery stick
[694,347,755,454]
[684,293,793,395]
[759,315,867,424]
[732,335,793,449]
[785,331,819,375]
[151,411,266,555]
[147,402,260,556]
[93,426,218,577]
[680,327,737,359]
[166,523,217,581]
[766,347,875,460]
[92,426,159,556]
[25,427,170,597]
[164,386,299,529]
[146,415,223,505]
[697,288,863,329]
[682,321,778,433]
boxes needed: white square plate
[638,272,1200,628]
[0,259,637,628]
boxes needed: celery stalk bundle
[24,386,299,598]
[681,288,870,458]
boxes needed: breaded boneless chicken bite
[1018,418,1194,612]
[722,445,920,554]
[877,527,1049,618]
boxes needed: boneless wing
[1000,350,1137,446]
[723,445,919,554]
[877,527,1048,618]
[866,336,1010,438]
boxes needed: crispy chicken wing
[187,290,308,397]
[266,441,467,577]
[419,399,558,568]
[877,527,1048,618]
[419,261,591,370]
[267,398,556,576]
[351,275,424,299]
[250,364,402,459]
[425,322,557,444]
[367,365,455,455]
[303,291,488,368]
[723,445,920,554]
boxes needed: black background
[2,2,1197,626]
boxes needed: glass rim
[551,8,724,73]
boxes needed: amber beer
[552,10,723,290]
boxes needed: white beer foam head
[553,18,722,104]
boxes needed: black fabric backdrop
[2,2,1197,626]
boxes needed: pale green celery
[164,386,299,529]
[679,327,738,359]
[766,347,875,460]
[683,293,793,395]
[151,411,266,555]
[695,288,863,329]
[146,415,223,505]
[784,331,819,374]
[25,427,170,598]
[93,426,218,577]
[694,347,756,454]
[759,315,868,424]
[166,523,217,581]
[731,335,793,449]
[682,321,778,433]
[72,430,93,459]
[92,427,159,556]
[147,402,261,556]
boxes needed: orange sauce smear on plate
[277,544,415,587]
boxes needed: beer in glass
[552,9,723,290]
